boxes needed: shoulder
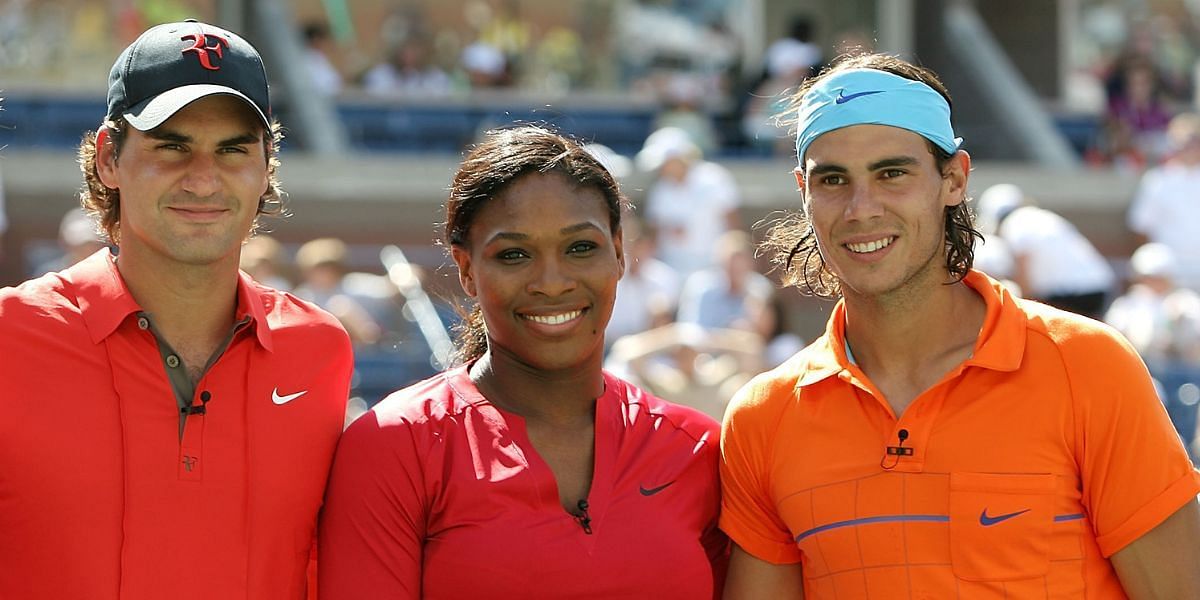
[336,372,469,456]
[256,284,351,344]
[728,349,810,416]
[1019,299,1144,372]
[0,271,79,331]
[610,374,721,443]
[361,371,489,437]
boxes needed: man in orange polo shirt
[0,21,352,599]
[720,53,1200,598]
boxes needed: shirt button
[166,354,180,368]
[137,317,150,330]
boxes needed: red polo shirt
[319,366,728,599]
[0,250,353,600]
[721,271,1200,598]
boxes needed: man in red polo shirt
[720,53,1200,598]
[0,20,352,599]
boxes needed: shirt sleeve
[1127,171,1161,236]
[1066,322,1200,557]
[719,374,804,564]
[318,411,426,599]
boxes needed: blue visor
[795,68,962,162]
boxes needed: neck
[115,244,240,347]
[842,272,985,383]
[470,349,604,426]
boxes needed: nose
[844,181,884,222]
[527,256,578,297]
[180,151,221,197]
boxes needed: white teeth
[847,237,894,254]
[525,310,582,325]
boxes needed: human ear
[941,150,971,207]
[95,128,120,189]
[613,226,626,279]
[450,245,477,297]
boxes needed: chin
[521,341,603,373]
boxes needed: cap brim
[122,84,269,131]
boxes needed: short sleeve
[719,375,804,564]
[319,411,427,599]
[1067,325,1200,556]
[1127,171,1162,236]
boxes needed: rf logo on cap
[181,31,229,71]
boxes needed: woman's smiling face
[451,171,624,372]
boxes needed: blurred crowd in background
[4,0,1200,453]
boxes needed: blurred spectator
[741,33,819,155]
[474,0,533,76]
[32,208,107,276]
[971,189,1020,294]
[971,233,1018,293]
[461,41,510,88]
[526,25,586,93]
[636,126,741,277]
[301,21,343,96]
[1105,243,1200,365]
[239,234,291,291]
[756,294,805,368]
[676,230,772,333]
[607,219,681,346]
[1100,57,1174,168]
[977,183,1115,320]
[363,33,452,96]
[652,73,719,156]
[1128,112,1200,292]
[605,322,762,421]
[765,16,821,75]
[294,238,383,346]
[582,142,633,180]
[614,1,737,94]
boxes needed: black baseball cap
[106,19,270,131]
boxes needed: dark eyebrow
[867,156,920,170]
[146,130,191,143]
[488,232,529,243]
[560,222,604,236]
[808,156,920,177]
[145,129,261,147]
[218,133,262,147]
[808,164,847,177]
[484,222,604,245]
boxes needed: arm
[1110,499,1200,599]
[723,544,804,599]
[318,413,425,599]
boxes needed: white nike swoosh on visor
[272,388,308,405]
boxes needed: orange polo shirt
[721,270,1200,598]
[0,250,353,600]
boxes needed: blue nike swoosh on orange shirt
[979,507,1031,526]
[835,89,885,104]
[639,481,675,496]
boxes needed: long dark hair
[443,125,628,364]
[760,53,982,298]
